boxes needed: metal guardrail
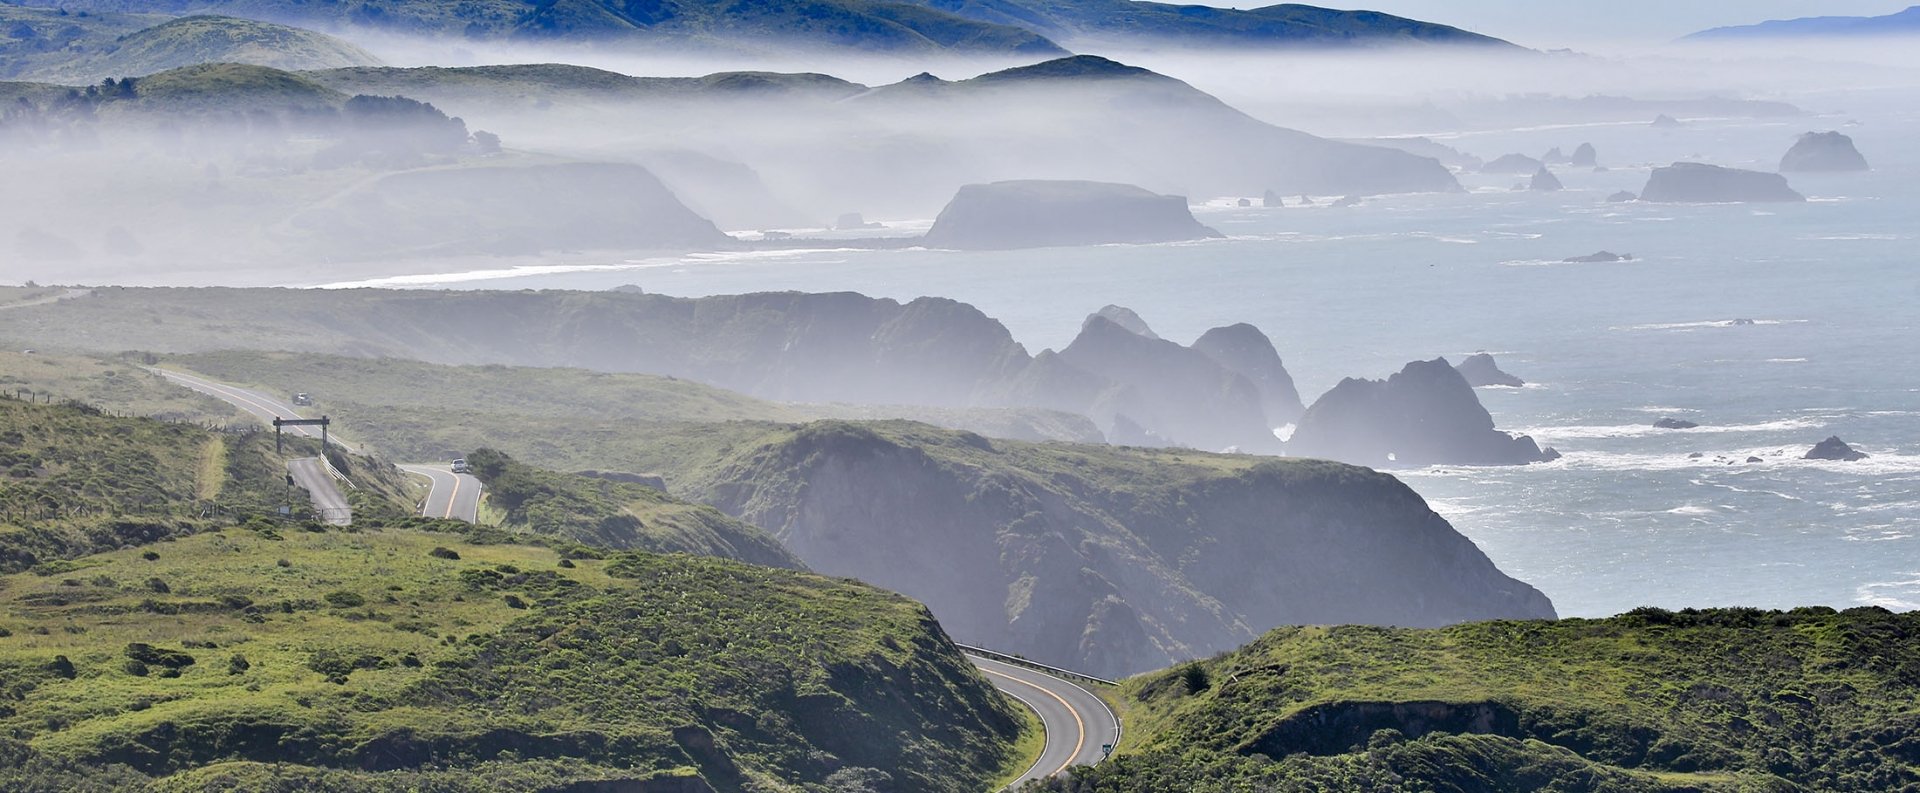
[957,643,1120,687]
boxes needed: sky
[1189,1,1916,46]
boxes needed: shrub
[140,551,159,561]
[503,594,528,609]
[323,591,365,608]
[227,654,250,675]
[144,577,170,593]
[428,546,460,560]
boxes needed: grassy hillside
[0,525,1022,792]
[464,447,802,570]
[0,350,247,426]
[1033,608,1920,792]
[0,393,423,572]
[0,11,378,84]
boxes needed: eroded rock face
[1288,358,1557,467]
[922,179,1222,250]
[1192,323,1306,427]
[1780,131,1870,172]
[1455,353,1524,388]
[1057,316,1279,453]
[1640,162,1805,203]
[1805,436,1870,461]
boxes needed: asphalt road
[155,369,354,524]
[287,457,352,526]
[399,463,482,523]
[968,655,1121,788]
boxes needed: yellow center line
[978,665,1087,777]
[443,473,462,519]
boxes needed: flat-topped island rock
[922,179,1222,250]
[1640,162,1805,203]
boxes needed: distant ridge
[906,0,1517,48]
[1686,5,1920,39]
[8,0,1070,56]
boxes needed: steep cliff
[1289,358,1556,467]
[1190,323,1305,427]
[680,421,1555,678]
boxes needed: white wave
[1856,577,1920,611]
[1519,417,1823,441]
[1630,406,1698,414]
[1766,358,1810,363]
[1667,505,1720,516]
[1538,448,1920,475]
[1611,319,1809,331]
[1800,233,1911,241]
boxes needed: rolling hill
[0,10,377,83]
[1687,5,1920,39]
[907,0,1516,49]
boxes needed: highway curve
[399,463,482,523]
[968,654,1121,789]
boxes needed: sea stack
[1288,358,1559,468]
[1779,131,1870,172]
[1805,436,1869,461]
[1571,143,1598,167]
[1454,353,1525,387]
[1640,163,1805,203]
[1529,167,1564,192]
[922,180,1222,250]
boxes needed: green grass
[463,447,801,569]
[0,351,248,427]
[1031,608,1920,792]
[0,526,1021,791]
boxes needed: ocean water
[320,111,1920,619]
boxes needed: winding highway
[155,369,479,524]
[398,463,482,522]
[156,370,1114,782]
[968,653,1122,789]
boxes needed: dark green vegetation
[0,9,378,83]
[0,527,1021,791]
[464,447,801,570]
[1032,608,1920,792]
[18,0,1067,55]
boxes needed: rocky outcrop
[1652,114,1682,128]
[1192,323,1305,427]
[1288,358,1558,467]
[1262,189,1283,207]
[1606,191,1637,203]
[1454,353,1524,388]
[1639,162,1806,203]
[1529,166,1563,192]
[687,421,1556,677]
[1057,316,1280,453]
[1564,251,1632,262]
[1805,436,1869,461]
[1093,304,1161,339]
[922,180,1221,250]
[1780,131,1870,172]
[1481,153,1544,174]
[1653,418,1699,430]
[1571,142,1598,167]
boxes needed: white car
[450,458,471,474]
